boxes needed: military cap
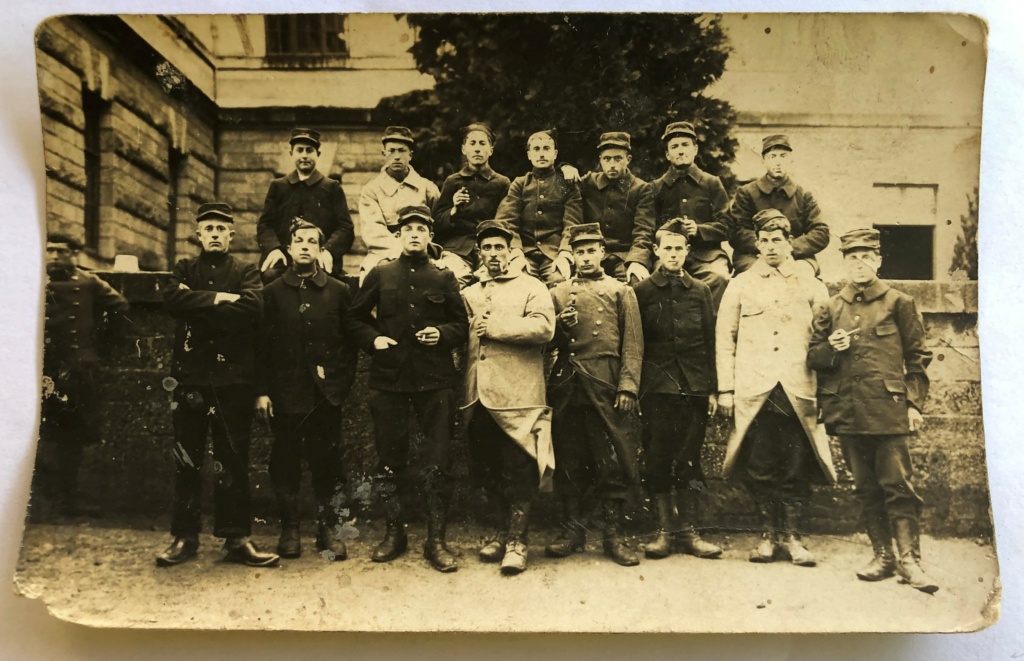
[382,126,415,146]
[395,205,433,228]
[46,232,82,251]
[752,208,791,235]
[661,121,697,143]
[196,202,234,223]
[839,228,882,254]
[476,219,515,244]
[597,131,631,153]
[462,122,495,143]
[656,218,690,242]
[527,129,558,148]
[567,223,605,246]
[762,134,792,155]
[289,128,321,148]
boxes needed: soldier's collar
[663,163,700,187]
[840,278,890,303]
[282,265,328,288]
[756,174,795,197]
[398,251,430,265]
[379,166,424,195]
[753,255,796,278]
[594,170,632,190]
[477,267,520,283]
[287,169,325,186]
[650,267,693,288]
[458,163,496,180]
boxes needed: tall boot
[602,499,639,566]
[501,501,531,575]
[644,493,674,559]
[479,494,508,563]
[545,498,587,558]
[856,514,896,581]
[894,518,939,594]
[749,500,779,563]
[779,501,816,567]
[275,490,302,559]
[315,496,348,561]
[371,495,407,563]
[675,490,723,559]
[424,505,458,573]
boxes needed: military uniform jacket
[258,267,359,415]
[650,163,731,263]
[729,175,830,272]
[579,170,656,269]
[358,167,441,277]
[349,252,469,392]
[808,279,932,436]
[494,167,583,261]
[433,164,512,257]
[44,265,129,370]
[633,268,716,397]
[164,252,263,387]
[256,170,354,268]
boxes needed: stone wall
[37,272,989,538]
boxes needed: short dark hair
[654,228,690,247]
[288,218,324,246]
[46,232,82,251]
[756,225,792,241]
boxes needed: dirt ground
[13,521,999,633]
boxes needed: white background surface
[0,1,1019,658]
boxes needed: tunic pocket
[883,378,907,403]
[875,322,898,337]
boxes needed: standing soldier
[730,134,830,276]
[256,219,359,562]
[257,128,354,283]
[349,205,469,572]
[495,129,582,287]
[461,220,556,575]
[545,223,644,567]
[358,126,441,282]
[578,132,656,284]
[808,228,937,593]
[157,202,279,568]
[633,220,722,560]
[716,209,836,567]
[433,123,513,286]
[36,233,129,518]
[650,121,732,308]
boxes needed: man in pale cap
[808,228,937,593]
[716,208,835,568]
[358,126,441,283]
[578,131,656,284]
[257,128,354,283]
[650,121,733,308]
[729,134,830,276]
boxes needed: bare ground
[12,521,999,633]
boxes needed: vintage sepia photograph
[12,11,996,634]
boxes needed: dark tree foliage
[951,187,979,280]
[376,13,737,187]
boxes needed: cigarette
[844,328,860,335]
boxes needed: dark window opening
[82,88,105,250]
[166,148,186,268]
[265,14,348,63]
[875,225,934,280]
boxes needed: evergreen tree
[951,187,979,280]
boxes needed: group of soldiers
[38,119,938,594]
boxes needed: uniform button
[682,198,688,203]
[540,194,545,199]
[538,210,544,215]
[854,315,861,321]
[410,285,415,290]
[773,347,779,352]
[854,334,860,340]
[480,355,486,361]
[598,307,604,312]
[208,280,214,285]
[592,331,599,336]
[71,345,79,350]
[72,301,80,306]
[856,295,863,301]
[410,268,416,273]
[70,330,77,334]
[596,320,602,326]
[570,352,576,357]
[68,315,76,320]
[410,303,415,308]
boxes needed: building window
[82,88,105,250]
[265,14,348,63]
[872,183,937,280]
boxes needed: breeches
[839,433,924,525]
[553,404,630,502]
[737,387,815,505]
[467,407,539,505]
[641,393,710,494]
[269,403,345,525]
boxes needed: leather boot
[894,518,939,594]
[275,491,302,558]
[500,502,530,575]
[316,522,348,561]
[479,495,508,563]
[779,501,816,567]
[424,507,458,573]
[856,515,897,581]
[675,490,723,559]
[222,537,280,567]
[644,493,674,559]
[371,518,408,563]
[545,499,587,558]
[749,501,779,563]
[156,535,199,567]
[602,500,640,567]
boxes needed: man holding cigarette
[808,228,936,593]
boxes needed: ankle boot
[545,499,587,558]
[371,518,408,563]
[675,490,723,559]
[749,501,779,563]
[424,507,458,573]
[779,501,816,567]
[644,493,674,559]
[315,522,348,561]
[602,500,639,566]
[276,491,302,559]
[894,518,939,594]
[500,502,530,575]
[856,515,896,581]
[479,495,508,562]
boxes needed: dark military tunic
[730,175,830,274]
[579,169,656,271]
[433,164,512,258]
[650,163,731,264]
[495,167,583,262]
